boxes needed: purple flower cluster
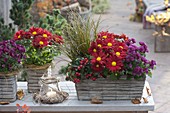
[123,38,156,78]
[0,40,26,72]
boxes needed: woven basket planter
[60,0,91,21]
[0,72,18,102]
[154,25,170,52]
[76,78,145,100]
[25,64,51,93]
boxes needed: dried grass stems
[61,12,101,61]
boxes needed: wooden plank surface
[0,81,154,112]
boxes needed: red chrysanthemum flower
[97,31,114,39]
[112,34,120,39]
[96,39,103,48]
[88,41,100,55]
[91,62,104,72]
[106,56,123,72]
[32,37,48,48]
[53,35,64,44]
[23,31,32,39]
[102,37,115,49]
[113,48,127,59]
[117,42,128,51]
[117,34,128,42]
[91,51,106,65]
[13,30,25,40]
[29,27,43,36]
[42,29,52,39]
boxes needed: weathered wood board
[76,79,145,100]
[0,75,17,102]
[26,68,48,93]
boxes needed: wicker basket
[0,72,17,102]
[60,0,91,21]
[154,24,170,52]
[76,78,145,100]
[25,64,51,93]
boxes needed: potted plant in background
[54,0,92,20]
[30,0,91,22]
[146,4,170,52]
[37,9,67,36]
[60,13,156,100]
[0,40,26,102]
[13,27,63,93]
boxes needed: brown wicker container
[25,64,50,93]
[76,78,145,100]
[0,73,17,102]
[154,24,170,52]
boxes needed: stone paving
[52,0,170,113]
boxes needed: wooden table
[0,81,154,113]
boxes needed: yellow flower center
[18,35,21,38]
[32,31,37,35]
[116,52,120,56]
[97,44,102,48]
[102,35,107,39]
[119,46,123,49]
[107,42,112,47]
[93,49,97,52]
[111,61,116,66]
[39,41,44,45]
[43,34,47,38]
[96,64,99,67]
[96,57,101,61]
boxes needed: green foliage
[61,12,101,61]
[0,18,15,41]
[36,9,67,36]
[92,0,110,14]
[10,0,33,30]
[0,0,33,41]
[25,46,59,66]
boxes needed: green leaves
[62,12,100,60]
[10,0,33,30]
[148,71,152,78]
[0,17,15,41]
[37,9,67,36]
[24,46,57,66]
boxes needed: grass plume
[61,12,101,61]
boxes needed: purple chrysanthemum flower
[0,40,26,72]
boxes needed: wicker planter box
[25,64,50,93]
[61,0,91,20]
[154,25,170,52]
[155,25,170,33]
[0,74,17,102]
[155,35,170,52]
[76,78,145,100]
